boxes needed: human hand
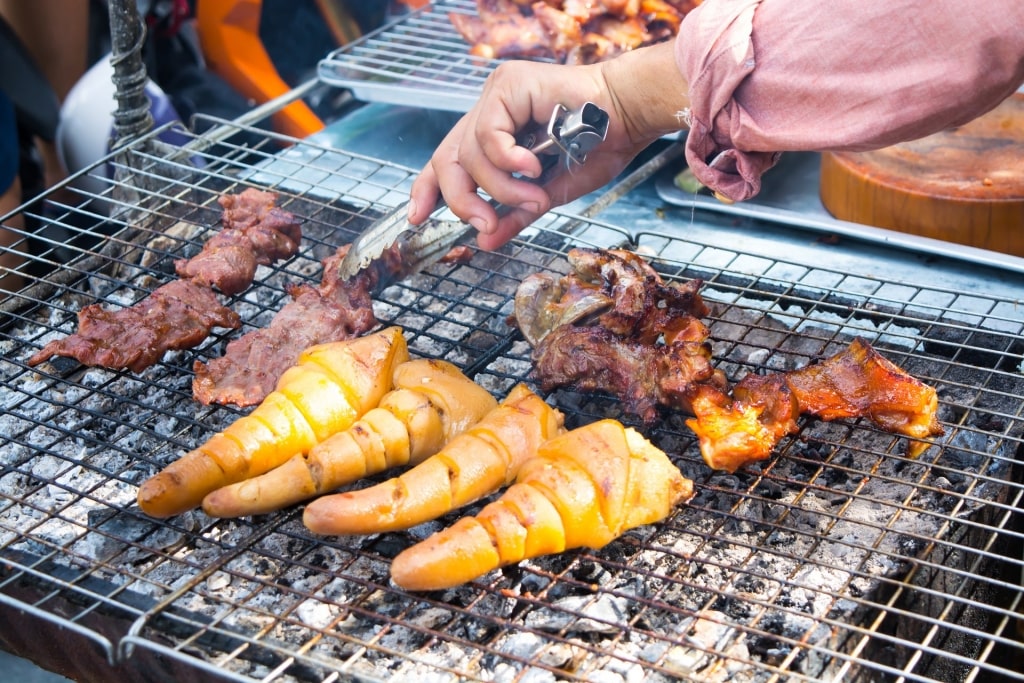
[408,41,690,250]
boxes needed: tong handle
[343,103,610,285]
[517,102,610,186]
[413,101,611,253]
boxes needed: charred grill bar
[3,6,1024,680]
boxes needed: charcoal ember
[295,599,336,629]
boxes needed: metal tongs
[337,102,610,287]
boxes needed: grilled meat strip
[191,246,384,407]
[27,279,241,373]
[26,188,299,373]
[174,188,302,295]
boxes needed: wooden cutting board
[819,93,1024,257]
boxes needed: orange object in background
[196,0,325,139]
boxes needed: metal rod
[107,0,154,147]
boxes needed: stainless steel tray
[655,151,1024,275]
[318,0,535,112]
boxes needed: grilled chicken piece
[687,377,800,473]
[688,339,945,472]
[785,338,944,456]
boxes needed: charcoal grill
[1,108,1022,682]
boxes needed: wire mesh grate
[1,116,1023,682]
[317,0,526,113]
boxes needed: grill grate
[317,0,528,112]
[2,116,1023,682]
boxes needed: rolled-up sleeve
[676,0,1024,202]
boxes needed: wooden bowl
[820,93,1024,257]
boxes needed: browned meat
[569,248,707,341]
[515,248,945,473]
[513,247,708,346]
[531,323,722,424]
[439,244,475,265]
[27,279,241,373]
[517,247,722,422]
[174,188,302,295]
[191,247,380,407]
[686,376,799,473]
[449,5,563,60]
[686,339,945,472]
[450,0,701,64]
[26,188,301,374]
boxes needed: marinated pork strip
[191,247,380,407]
[191,235,477,408]
[26,188,300,373]
[174,188,302,295]
[27,279,241,373]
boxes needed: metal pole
[107,0,154,147]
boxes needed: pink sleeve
[675,0,1024,202]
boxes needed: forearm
[599,41,692,147]
[676,0,1024,202]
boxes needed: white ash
[524,594,631,633]
[295,598,337,629]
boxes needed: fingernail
[406,198,417,220]
[468,216,491,234]
[519,201,540,214]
